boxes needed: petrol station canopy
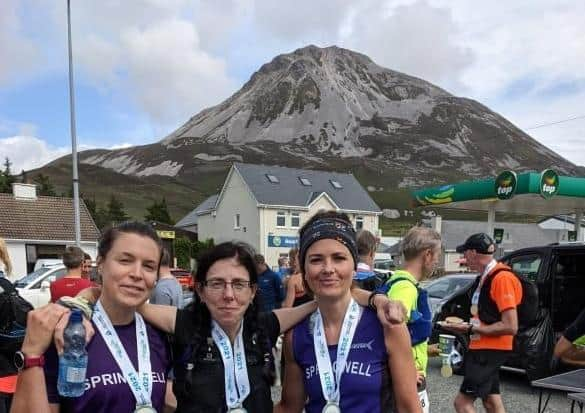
[411,169,585,238]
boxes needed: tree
[106,194,129,224]
[174,237,192,269]
[144,197,174,224]
[0,157,15,193]
[33,173,57,196]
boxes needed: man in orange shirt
[445,233,522,413]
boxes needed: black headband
[299,217,358,271]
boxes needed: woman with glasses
[276,211,421,413]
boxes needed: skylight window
[266,174,279,184]
[299,177,312,186]
[329,179,343,189]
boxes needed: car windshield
[426,276,474,299]
[14,267,51,288]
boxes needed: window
[355,216,364,230]
[291,212,300,228]
[506,254,542,282]
[329,179,343,189]
[234,213,241,229]
[276,211,286,227]
[266,174,279,183]
[298,177,312,186]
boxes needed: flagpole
[67,0,81,246]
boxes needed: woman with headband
[276,211,421,413]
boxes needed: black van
[431,243,585,380]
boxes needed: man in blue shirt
[254,254,285,312]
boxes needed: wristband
[368,292,386,311]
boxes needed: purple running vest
[292,307,395,413]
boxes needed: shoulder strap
[386,276,419,291]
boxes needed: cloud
[0,135,69,172]
[342,0,474,93]
[0,0,42,87]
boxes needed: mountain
[33,45,580,222]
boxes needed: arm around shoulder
[137,303,177,334]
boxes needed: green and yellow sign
[494,171,517,200]
[493,228,504,244]
[156,230,175,239]
[540,169,559,199]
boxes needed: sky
[1,0,585,172]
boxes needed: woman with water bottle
[11,221,170,413]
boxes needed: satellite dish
[383,209,400,219]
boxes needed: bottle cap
[69,308,83,323]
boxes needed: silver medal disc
[134,406,157,413]
[470,304,478,316]
[322,401,341,413]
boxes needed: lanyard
[471,260,497,305]
[93,301,153,407]
[211,320,250,409]
[312,298,362,404]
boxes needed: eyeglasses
[203,279,252,293]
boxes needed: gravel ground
[272,357,575,412]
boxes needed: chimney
[12,183,37,200]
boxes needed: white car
[14,265,68,308]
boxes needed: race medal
[227,407,247,413]
[134,406,157,413]
[470,304,478,316]
[322,401,341,413]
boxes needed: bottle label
[66,367,87,383]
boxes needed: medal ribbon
[93,301,153,408]
[211,320,250,409]
[312,298,362,404]
[471,259,497,308]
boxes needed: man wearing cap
[444,233,522,413]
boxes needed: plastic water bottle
[58,309,88,397]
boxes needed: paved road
[425,357,570,412]
[272,357,574,412]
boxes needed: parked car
[432,242,585,379]
[374,259,395,275]
[14,264,98,308]
[33,259,62,271]
[423,273,477,317]
[171,268,194,291]
[14,265,68,308]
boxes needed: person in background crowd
[444,233,522,413]
[354,229,385,291]
[151,248,184,308]
[81,252,92,280]
[276,256,290,280]
[276,211,421,413]
[50,246,93,303]
[11,221,171,413]
[255,254,285,312]
[0,239,11,279]
[282,248,312,308]
[0,238,16,413]
[379,226,440,413]
[554,307,585,367]
[149,247,183,413]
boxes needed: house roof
[538,214,585,227]
[441,220,558,252]
[0,193,100,242]
[232,163,381,213]
[175,194,218,227]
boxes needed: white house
[0,183,100,280]
[181,163,382,266]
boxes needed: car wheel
[452,333,468,376]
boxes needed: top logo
[494,171,517,200]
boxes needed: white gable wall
[197,170,260,250]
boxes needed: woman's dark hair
[187,241,275,385]
[98,221,163,267]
